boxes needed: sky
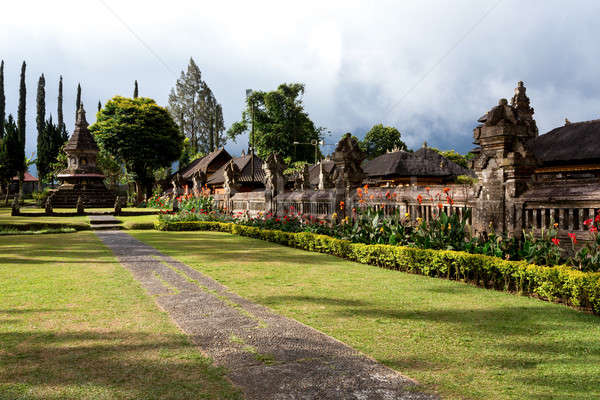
[2,0,600,176]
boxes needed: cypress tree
[133,80,138,98]
[17,61,26,200]
[36,74,46,189]
[0,115,21,204]
[0,60,5,139]
[57,75,64,133]
[98,100,101,112]
[75,83,81,113]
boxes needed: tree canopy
[428,147,474,169]
[227,83,321,163]
[359,124,407,159]
[90,96,183,201]
[168,58,225,155]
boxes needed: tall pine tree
[133,80,138,98]
[168,58,226,154]
[0,60,5,139]
[0,115,21,203]
[57,75,64,133]
[98,100,101,112]
[75,83,81,113]
[17,61,26,200]
[36,74,48,189]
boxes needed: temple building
[50,106,115,208]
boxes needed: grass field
[0,206,160,232]
[132,230,600,400]
[0,232,241,400]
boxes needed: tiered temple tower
[471,81,538,236]
[51,106,115,208]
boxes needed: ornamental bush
[156,220,600,314]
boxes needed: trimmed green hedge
[155,220,600,314]
[0,222,90,232]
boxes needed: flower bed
[155,219,600,314]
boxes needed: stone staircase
[89,215,123,230]
[50,187,116,208]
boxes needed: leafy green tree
[360,124,407,159]
[228,83,321,163]
[90,96,184,202]
[0,60,5,140]
[428,148,473,169]
[178,137,204,170]
[168,58,226,154]
[16,61,26,200]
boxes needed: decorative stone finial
[422,141,428,148]
[565,118,571,125]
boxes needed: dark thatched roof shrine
[532,119,600,165]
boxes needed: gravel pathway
[94,227,438,400]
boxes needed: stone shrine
[50,106,115,208]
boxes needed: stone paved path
[93,226,438,400]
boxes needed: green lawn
[0,232,241,400]
[132,230,600,400]
[0,206,160,232]
[0,207,90,230]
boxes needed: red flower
[443,187,451,194]
[275,218,281,222]
[551,238,560,246]
[446,196,454,206]
[595,214,600,223]
[591,226,598,233]
[385,191,391,199]
[417,194,423,204]
[340,201,345,210]
[437,203,443,209]
[568,233,577,244]
[425,187,430,192]
[584,219,593,226]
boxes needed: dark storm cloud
[1,0,599,175]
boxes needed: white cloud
[1,0,599,166]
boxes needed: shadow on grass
[0,329,242,400]
[263,295,370,307]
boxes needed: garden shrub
[156,220,600,314]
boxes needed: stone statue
[45,195,53,216]
[480,98,517,126]
[223,160,240,194]
[171,172,183,199]
[331,133,366,189]
[300,164,310,191]
[192,170,206,194]
[263,153,285,197]
[318,162,332,190]
[114,196,122,216]
[11,195,20,216]
[76,195,85,215]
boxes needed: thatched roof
[308,160,335,186]
[179,148,232,180]
[363,147,473,179]
[207,153,265,185]
[532,119,600,165]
